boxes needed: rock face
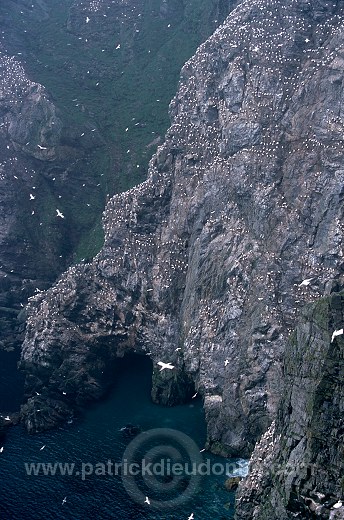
[0,45,64,351]
[20,0,343,464]
[235,292,344,520]
[0,0,235,352]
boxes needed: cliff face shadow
[110,352,153,400]
[84,351,204,443]
[104,352,196,411]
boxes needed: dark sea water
[0,353,246,519]
[0,349,24,411]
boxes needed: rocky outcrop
[0,46,65,351]
[20,0,343,462]
[235,292,344,520]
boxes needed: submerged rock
[225,476,242,492]
[120,424,142,439]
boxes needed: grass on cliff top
[2,0,230,262]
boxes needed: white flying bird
[331,329,343,343]
[62,497,67,505]
[86,16,90,23]
[56,209,65,219]
[299,278,314,287]
[157,361,174,371]
[29,193,35,200]
[188,514,194,520]
[40,445,46,451]
[37,144,47,150]
[144,496,150,505]
[0,447,3,453]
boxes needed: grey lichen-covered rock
[235,292,344,520]
[8,83,62,161]
[21,0,343,456]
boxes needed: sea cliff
[20,0,343,465]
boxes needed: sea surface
[0,353,247,519]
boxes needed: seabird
[299,278,314,287]
[333,502,343,509]
[86,16,90,23]
[29,193,35,200]
[192,393,198,399]
[224,360,229,367]
[188,514,194,520]
[144,496,150,505]
[37,144,47,150]
[40,445,46,451]
[331,329,343,343]
[56,209,65,219]
[157,361,175,371]
[0,447,3,453]
[62,496,67,505]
